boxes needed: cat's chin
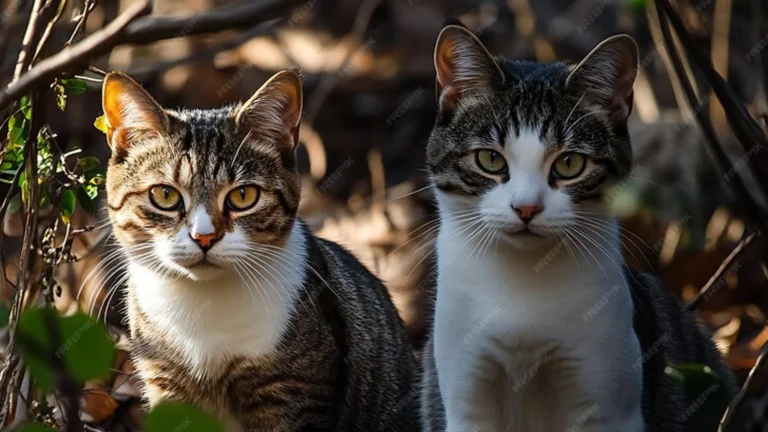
[498,229,555,251]
[179,262,226,282]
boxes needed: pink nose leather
[191,232,222,250]
[513,205,543,221]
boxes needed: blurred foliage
[17,308,115,391]
[145,401,225,432]
[15,424,57,432]
[666,363,735,431]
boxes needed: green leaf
[146,401,225,432]
[55,84,67,111]
[78,157,100,173]
[58,190,76,223]
[9,116,29,147]
[76,187,95,215]
[0,304,9,328]
[16,423,57,432]
[8,194,21,213]
[627,0,646,13]
[664,363,731,431]
[89,172,105,186]
[60,78,88,95]
[85,184,99,200]
[19,171,28,205]
[20,96,32,120]
[37,187,49,208]
[18,309,116,391]
[93,115,108,135]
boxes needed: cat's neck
[436,208,627,305]
[126,223,308,377]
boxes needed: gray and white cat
[420,25,737,432]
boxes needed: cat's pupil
[163,187,170,200]
[563,156,571,167]
[239,188,246,200]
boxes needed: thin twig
[31,0,68,63]
[303,0,384,126]
[686,232,759,310]
[658,0,768,207]
[12,0,45,82]
[1,88,42,426]
[112,0,304,46]
[653,0,768,234]
[65,0,95,46]
[719,341,768,431]
[0,0,305,112]
[0,167,23,299]
[0,0,152,112]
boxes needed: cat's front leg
[435,346,504,432]
[566,328,645,432]
[568,408,645,432]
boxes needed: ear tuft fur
[102,71,168,151]
[433,25,503,111]
[235,69,303,150]
[565,34,639,120]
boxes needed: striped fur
[103,71,419,431]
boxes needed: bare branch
[0,0,304,112]
[12,0,45,81]
[686,232,760,310]
[114,0,304,46]
[0,0,152,111]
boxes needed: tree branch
[0,0,152,112]
[0,0,305,112]
[12,0,45,81]
[686,232,759,310]
[653,0,768,233]
[114,0,304,46]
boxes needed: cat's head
[428,25,638,250]
[103,70,303,281]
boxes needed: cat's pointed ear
[235,69,303,149]
[434,25,503,111]
[102,71,168,150]
[565,34,639,120]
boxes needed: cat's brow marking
[230,129,252,169]
[563,92,587,131]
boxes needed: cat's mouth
[503,227,544,238]
[187,257,222,270]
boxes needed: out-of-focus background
[1,0,768,430]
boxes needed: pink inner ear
[235,72,302,147]
[436,41,458,91]
[103,73,168,150]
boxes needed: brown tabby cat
[102,70,419,431]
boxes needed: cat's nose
[512,204,543,223]
[190,232,222,252]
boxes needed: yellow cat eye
[551,152,587,180]
[475,149,507,174]
[149,185,182,211]
[226,185,259,211]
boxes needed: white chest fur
[128,225,308,379]
[432,214,645,432]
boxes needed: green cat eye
[149,185,182,211]
[226,185,260,211]
[551,152,587,180]
[475,149,507,174]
